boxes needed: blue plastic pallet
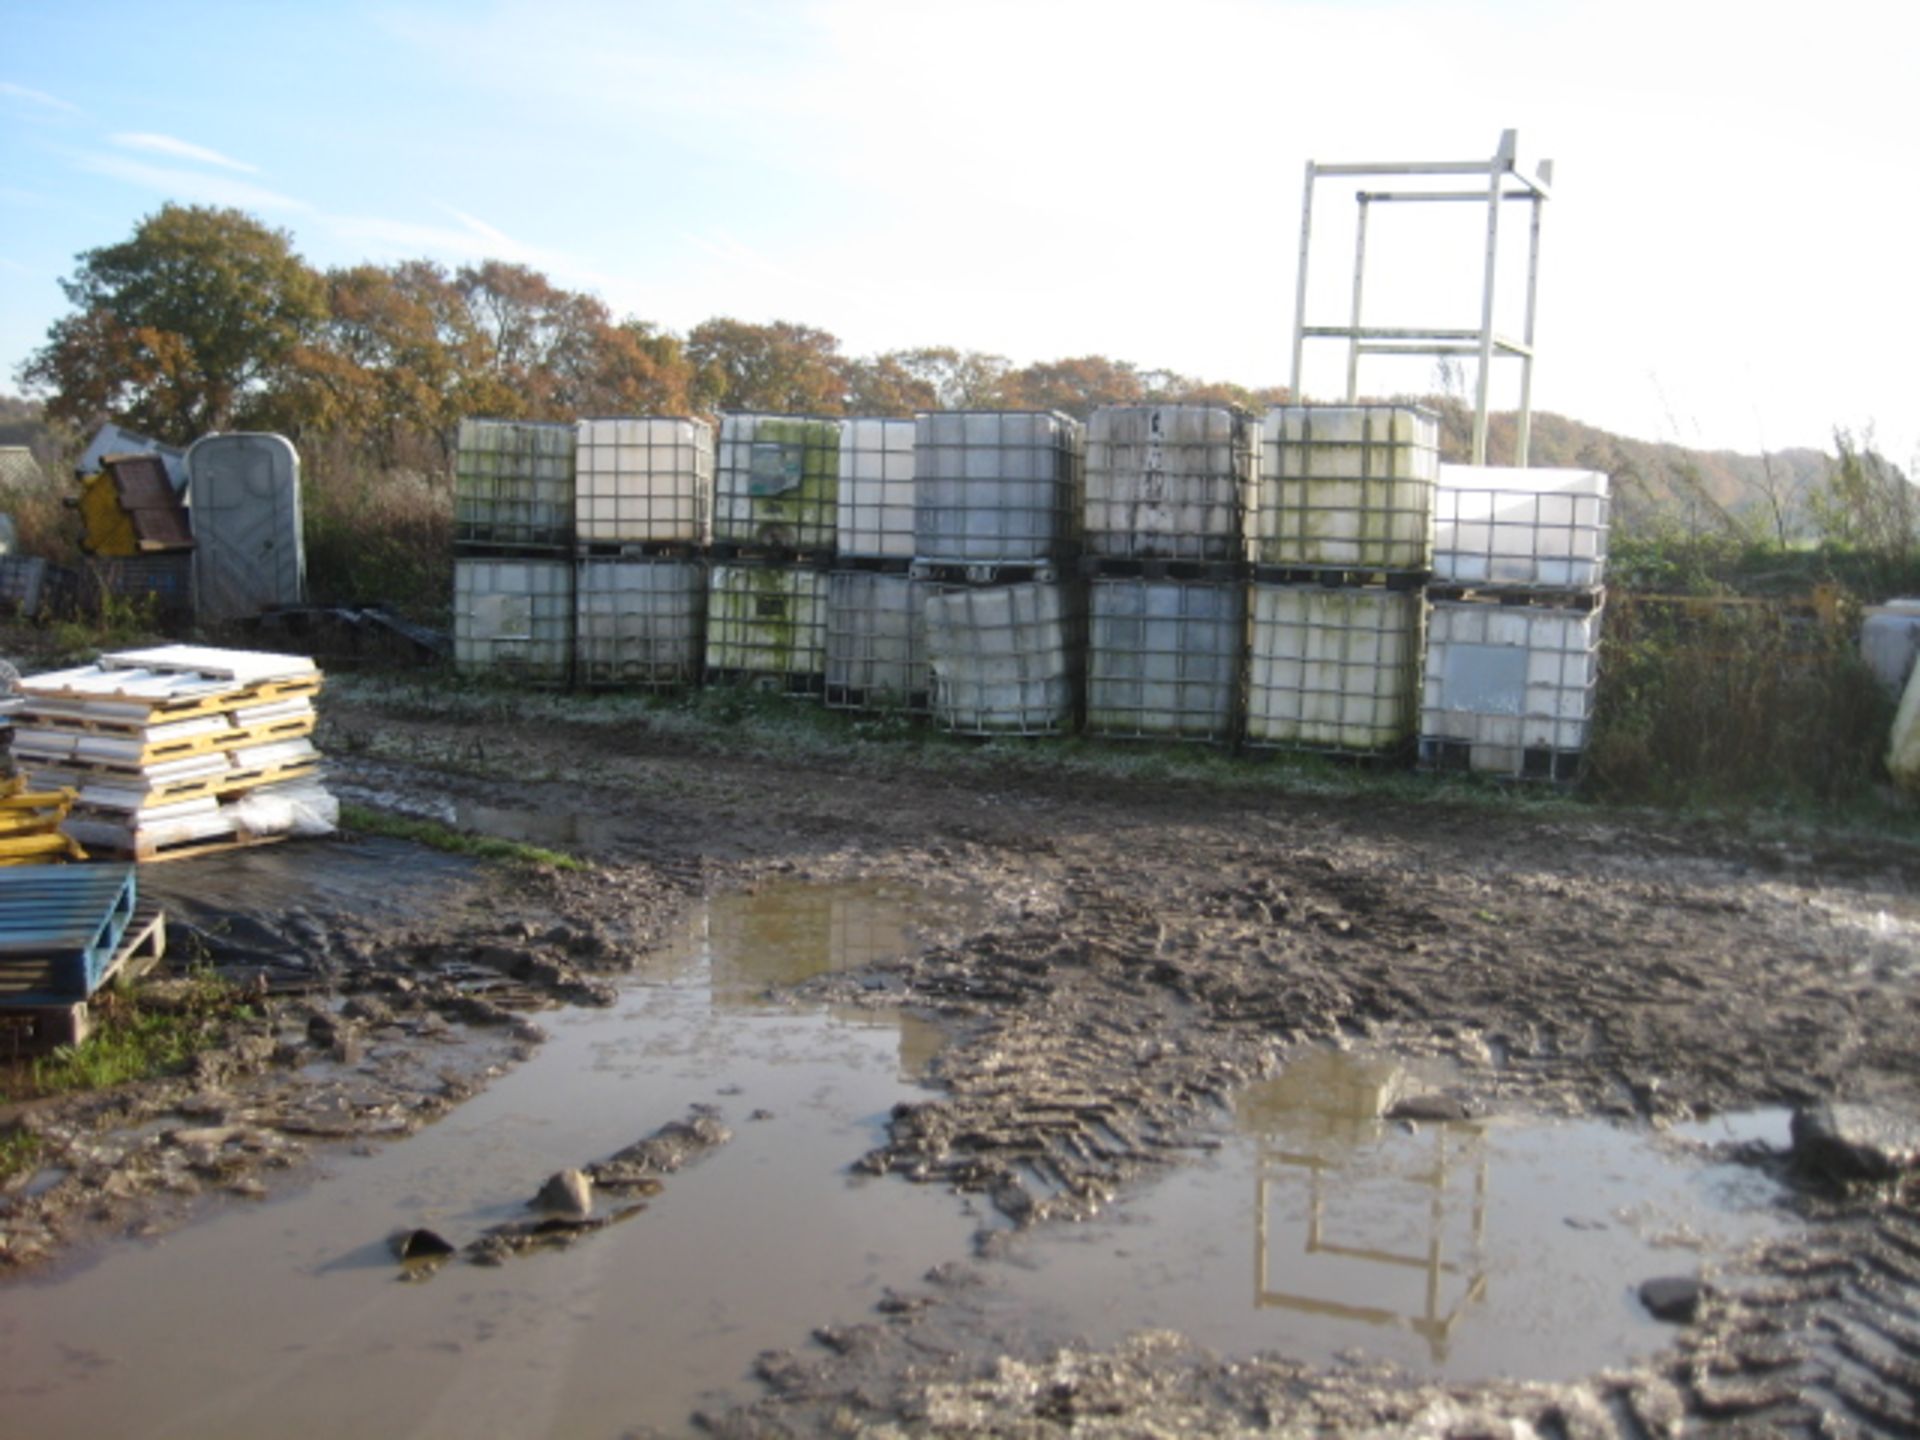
[0,864,139,1005]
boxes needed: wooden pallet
[0,864,137,1003]
[14,711,317,772]
[69,823,296,865]
[16,674,322,731]
[39,756,321,813]
[0,903,168,1053]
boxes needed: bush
[301,442,452,623]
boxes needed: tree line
[15,204,1285,471]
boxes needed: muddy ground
[6,684,1920,1437]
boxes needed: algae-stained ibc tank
[1086,579,1244,742]
[1257,406,1437,572]
[1084,405,1254,562]
[705,563,829,690]
[1433,465,1610,591]
[924,582,1081,735]
[454,419,576,549]
[453,557,574,683]
[1420,599,1600,781]
[913,411,1084,565]
[574,417,713,547]
[1246,584,1424,753]
[575,557,706,689]
[825,570,929,712]
[714,414,840,552]
[837,418,917,560]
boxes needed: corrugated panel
[103,454,195,551]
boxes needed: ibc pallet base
[1252,566,1429,591]
[1418,736,1585,784]
[910,560,1064,585]
[1079,557,1245,582]
[823,684,931,715]
[1426,584,1605,612]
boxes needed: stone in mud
[1386,1094,1474,1123]
[1790,1102,1920,1183]
[389,1227,456,1263]
[589,1109,732,1188]
[1639,1275,1704,1323]
[532,1168,593,1219]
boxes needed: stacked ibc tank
[1420,463,1611,781]
[453,419,577,684]
[706,414,839,693]
[826,418,927,713]
[1082,405,1253,744]
[914,412,1085,735]
[574,417,713,690]
[1246,406,1437,755]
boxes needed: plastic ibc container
[1246,585,1423,752]
[1257,406,1437,572]
[837,418,917,559]
[1434,465,1609,590]
[913,412,1084,565]
[574,557,705,689]
[454,419,575,549]
[704,563,828,689]
[924,582,1079,735]
[453,557,574,682]
[714,414,840,552]
[1419,599,1600,781]
[825,570,928,712]
[1086,579,1243,741]
[575,417,712,547]
[1085,406,1253,562]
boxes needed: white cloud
[75,153,312,214]
[110,132,260,174]
[0,81,79,114]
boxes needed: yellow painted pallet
[17,673,323,731]
[0,903,167,1052]
[13,712,318,772]
[0,832,88,865]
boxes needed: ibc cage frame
[573,415,714,552]
[1290,128,1552,469]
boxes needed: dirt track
[6,687,1920,1435]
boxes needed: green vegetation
[0,1128,42,1184]
[338,801,589,870]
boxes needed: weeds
[339,801,589,870]
[0,1128,42,1184]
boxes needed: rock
[1639,1275,1705,1323]
[1791,1103,1920,1183]
[389,1227,457,1263]
[1386,1094,1473,1123]
[532,1168,593,1219]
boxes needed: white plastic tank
[184,432,305,625]
[713,414,840,552]
[1246,585,1423,752]
[575,557,705,689]
[453,557,574,682]
[704,563,828,687]
[837,418,917,559]
[913,412,1084,565]
[1084,406,1253,562]
[574,417,712,547]
[454,419,575,548]
[1420,599,1601,781]
[1862,599,1920,695]
[1086,579,1243,741]
[1257,406,1437,572]
[1434,465,1610,590]
[825,570,928,711]
[924,582,1079,734]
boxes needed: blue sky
[2,0,1914,464]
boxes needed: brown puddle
[980,1048,1791,1381]
[0,881,982,1438]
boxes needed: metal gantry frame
[1289,128,1553,467]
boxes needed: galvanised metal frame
[1290,129,1553,467]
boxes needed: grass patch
[0,969,251,1104]
[340,801,590,870]
[0,1128,43,1184]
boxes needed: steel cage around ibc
[1289,128,1552,469]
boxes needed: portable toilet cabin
[184,433,305,625]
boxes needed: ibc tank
[714,414,840,552]
[913,411,1084,565]
[705,563,828,688]
[1862,600,1920,695]
[1419,599,1600,781]
[837,419,917,559]
[1246,585,1423,752]
[825,570,928,712]
[1086,579,1243,741]
[575,557,706,689]
[454,419,575,548]
[1257,406,1437,572]
[453,557,574,683]
[575,417,712,546]
[924,582,1079,735]
[184,432,305,624]
[1434,465,1610,590]
[1084,406,1253,562]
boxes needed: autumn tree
[1002,355,1146,416]
[686,318,849,415]
[19,204,325,443]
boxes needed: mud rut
[9,694,1920,1437]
